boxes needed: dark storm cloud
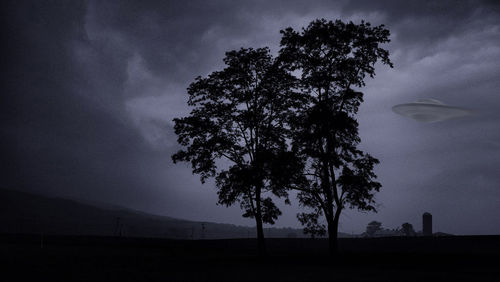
[0,1,185,216]
[2,0,499,233]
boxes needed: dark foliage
[366,221,383,237]
[172,47,304,256]
[402,222,417,237]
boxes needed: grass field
[1,234,499,281]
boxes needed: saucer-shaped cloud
[392,99,472,123]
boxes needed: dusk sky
[2,0,499,235]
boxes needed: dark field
[2,234,499,282]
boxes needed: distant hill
[0,188,353,239]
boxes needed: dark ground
[1,234,499,282]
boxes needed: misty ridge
[1,187,350,239]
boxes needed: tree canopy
[401,222,416,237]
[366,221,383,237]
[279,19,392,254]
[172,47,303,256]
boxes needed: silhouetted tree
[172,47,303,257]
[279,19,393,255]
[365,221,382,237]
[401,222,416,237]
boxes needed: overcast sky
[2,0,499,235]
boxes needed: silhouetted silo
[422,212,432,236]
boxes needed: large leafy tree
[279,19,393,255]
[365,221,383,237]
[172,47,302,256]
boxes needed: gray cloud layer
[2,0,499,234]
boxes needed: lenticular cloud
[392,99,472,123]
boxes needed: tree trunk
[255,214,266,257]
[327,209,342,256]
[255,187,267,257]
[327,217,337,256]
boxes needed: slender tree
[279,19,393,255]
[172,47,302,257]
[401,222,416,237]
[366,221,383,237]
